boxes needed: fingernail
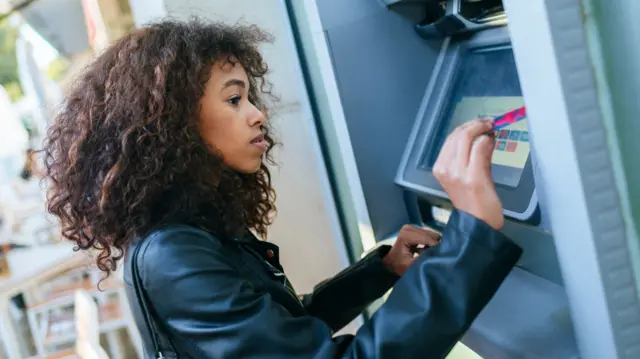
[479,135,492,145]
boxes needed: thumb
[401,226,441,247]
[469,135,494,176]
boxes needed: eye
[227,96,241,106]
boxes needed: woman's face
[199,60,267,174]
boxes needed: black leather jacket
[123,210,522,358]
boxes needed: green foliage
[4,81,22,101]
[0,19,22,101]
[47,56,70,81]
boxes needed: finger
[401,226,441,247]
[408,245,427,257]
[454,119,493,168]
[455,117,485,132]
[456,117,493,133]
[414,246,427,254]
[469,134,495,177]
[433,133,457,178]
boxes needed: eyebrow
[222,79,246,89]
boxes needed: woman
[43,20,521,358]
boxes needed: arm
[141,210,521,359]
[300,245,398,332]
[301,224,441,332]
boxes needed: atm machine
[394,2,572,357]
[285,0,640,358]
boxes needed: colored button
[521,131,529,142]
[509,130,521,141]
[496,141,507,151]
[266,249,275,259]
[506,141,518,152]
[499,130,509,139]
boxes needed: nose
[248,103,266,127]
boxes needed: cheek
[198,105,258,173]
[199,106,230,148]
[200,121,221,149]
[199,114,242,159]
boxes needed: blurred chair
[74,290,100,346]
[21,260,142,359]
[74,289,109,359]
[24,266,141,359]
[76,341,109,359]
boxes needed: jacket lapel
[234,236,307,317]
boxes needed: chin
[238,160,263,174]
[227,154,264,174]
[252,160,264,173]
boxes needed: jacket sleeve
[141,209,522,359]
[300,245,399,332]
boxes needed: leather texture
[123,209,522,358]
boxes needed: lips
[250,133,267,151]
[251,133,265,144]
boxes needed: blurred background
[0,2,147,357]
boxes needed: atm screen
[446,96,530,187]
[420,47,528,187]
[398,29,538,222]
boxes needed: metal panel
[505,0,640,357]
[588,0,640,271]
[463,268,578,359]
[315,0,385,31]
[318,1,443,239]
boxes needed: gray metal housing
[286,0,639,357]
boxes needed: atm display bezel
[395,27,538,222]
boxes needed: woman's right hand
[432,118,504,230]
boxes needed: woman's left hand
[382,225,441,276]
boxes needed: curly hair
[43,19,277,277]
